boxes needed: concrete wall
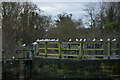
[32,57,120,78]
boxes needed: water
[1,58,120,79]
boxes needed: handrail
[37,41,120,59]
[14,41,120,59]
[14,49,34,59]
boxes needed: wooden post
[107,42,110,59]
[45,42,47,57]
[58,42,61,58]
[26,51,29,59]
[79,42,83,59]
[32,50,34,58]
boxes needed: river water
[1,58,120,79]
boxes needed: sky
[34,2,87,20]
[31,1,119,27]
[2,0,120,2]
[33,2,100,28]
[33,2,92,28]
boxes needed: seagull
[50,39,53,41]
[112,39,116,41]
[80,39,82,41]
[49,39,52,42]
[93,38,96,42]
[36,39,40,42]
[41,39,44,41]
[53,39,56,41]
[56,39,59,42]
[33,42,37,45]
[44,39,48,42]
[48,39,51,41]
[45,39,49,42]
[12,56,15,59]
[76,39,78,42]
[39,39,44,42]
[69,39,72,42]
[22,44,26,47]
[108,39,110,41]
[100,39,103,42]
[83,39,86,42]
[51,39,55,41]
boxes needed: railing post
[45,42,47,57]
[59,42,61,58]
[14,50,17,59]
[26,51,29,59]
[107,42,111,59]
[79,42,83,59]
[32,50,34,58]
[33,44,36,56]
[36,43,39,56]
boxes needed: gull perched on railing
[48,39,50,41]
[112,39,116,41]
[93,38,96,42]
[44,39,49,42]
[36,39,40,42]
[100,39,103,42]
[12,56,15,59]
[22,44,26,47]
[108,38,110,41]
[40,39,44,42]
[32,42,37,45]
[51,39,56,41]
[56,39,59,42]
[80,39,82,41]
[83,39,86,42]
[76,39,78,42]
[69,39,71,42]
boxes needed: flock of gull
[35,38,116,42]
[25,38,117,46]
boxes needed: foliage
[48,13,83,41]
[2,2,51,56]
[84,2,120,39]
[104,22,118,33]
[108,6,114,23]
[2,2,120,58]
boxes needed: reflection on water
[2,59,120,79]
